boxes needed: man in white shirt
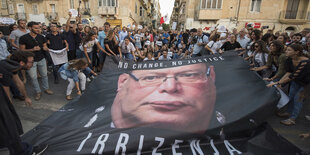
[119,27,128,42]
[158,50,171,60]
[119,37,136,60]
[237,28,251,49]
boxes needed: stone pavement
[0,74,309,154]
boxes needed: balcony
[279,10,310,24]
[80,8,91,16]
[98,6,118,16]
[44,12,58,21]
[15,13,27,20]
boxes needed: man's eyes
[141,76,163,81]
[178,73,200,78]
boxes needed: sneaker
[35,93,41,101]
[90,75,95,79]
[305,115,310,121]
[31,144,48,155]
[87,78,91,82]
[44,89,54,95]
[280,118,296,126]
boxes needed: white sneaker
[305,115,310,121]
[87,78,91,82]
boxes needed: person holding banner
[267,44,310,125]
[46,23,69,84]
[111,63,216,133]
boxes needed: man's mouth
[146,101,187,111]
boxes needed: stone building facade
[171,0,310,33]
[0,0,161,28]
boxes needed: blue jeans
[122,53,134,60]
[27,58,49,93]
[76,49,83,59]
[287,81,304,119]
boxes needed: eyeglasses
[128,69,210,87]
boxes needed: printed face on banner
[111,63,216,133]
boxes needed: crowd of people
[0,12,310,153]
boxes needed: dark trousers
[68,50,76,61]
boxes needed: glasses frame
[128,67,211,87]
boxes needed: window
[98,0,116,7]
[8,4,14,14]
[50,4,56,13]
[32,4,38,14]
[70,0,74,9]
[250,0,262,12]
[140,6,143,16]
[135,3,137,14]
[1,0,7,8]
[201,0,222,9]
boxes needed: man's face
[31,25,41,34]
[50,24,57,32]
[0,32,3,38]
[78,24,84,31]
[112,64,216,133]
[163,51,168,57]
[104,24,110,32]
[19,21,26,29]
[197,29,202,36]
[20,57,34,70]
[125,39,130,45]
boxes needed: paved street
[0,73,309,154]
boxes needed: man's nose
[158,77,179,93]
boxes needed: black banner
[22,52,304,154]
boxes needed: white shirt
[158,55,171,60]
[120,41,135,54]
[254,52,269,67]
[81,39,98,53]
[119,31,128,41]
[237,35,251,49]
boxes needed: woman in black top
[104,30,119,58]
[268,44,310,125]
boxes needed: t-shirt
[119,31,128,41]
[0,59,20,87]
[9,29,30,49]
[63,30,76,50]
[207,41,218,54]
[19,33,46,62]
[75,30,86,47]
[193,35,209,54]
[162,33,170,44]
[158,55,171,60]
[134,34,142,44]
[119,41,135,54]
[104,38,119,55]
[237,35,251,49]
[98,31,107,50]
[46,32,66,50]
[254,52,269,67]
[81,39,98,53]
[220,41,241,51]
[286,58,310,86]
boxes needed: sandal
[66,95,73,100]
[280,118,295,126]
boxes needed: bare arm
[96,42,111,56]
[65,12,72,32]
[10,39,19,49]
[12,74,32,106]
[104,44,117,56]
